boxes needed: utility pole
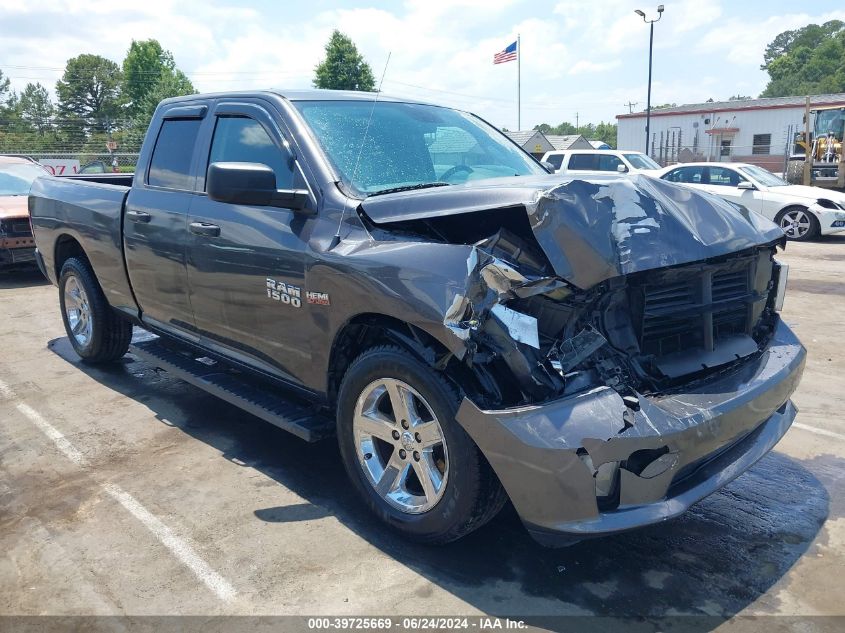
[624,101,638,114]
[575,112,579,131]
[635,5,665,155]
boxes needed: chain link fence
[646,126,801,176]
[5,151,140,175]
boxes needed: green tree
[122,39,195,117]
[56,54,123,132]
[728,94,752,100]
[761,21,845,96]
[0,69,13,114]
[313,30,375,91]
[128,69,196,142]
[19,83,54,135]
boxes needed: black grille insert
[636,259,756,360]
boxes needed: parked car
[30,90,804,546]
[658,162,845,241]
[541,149,661,175]
[0,156,48,269]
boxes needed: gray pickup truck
[29,90,805,546]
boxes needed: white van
[541,149,662,176]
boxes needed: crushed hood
[361,174,784,289]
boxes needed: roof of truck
[161,88,437,106]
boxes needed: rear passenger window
[568,154,599,170]
[208,117,293,189]
[148,119,202,190]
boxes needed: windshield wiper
[367,182,450,197]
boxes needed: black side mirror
[207,162,310,212]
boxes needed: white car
[658,162,845,241]
[541,149,662,176]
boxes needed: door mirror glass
[207,162,309,211]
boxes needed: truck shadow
[0,267,48,289]
[48,336,833,627]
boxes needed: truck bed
[29,175,136,313]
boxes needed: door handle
[126,209,152,223]
[189,222,221,237]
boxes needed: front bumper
[456,318,805,546]
[809,203,845,235]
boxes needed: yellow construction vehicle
[786,99,845,189]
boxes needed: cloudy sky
[1,0,844,130]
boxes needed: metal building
[616,93,845,171]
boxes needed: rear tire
[336,345,507,544]
[59,257,131,363]
[775,206,820,242]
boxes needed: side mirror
[206,162,310,212]
[540,160,556,173]
[737,181,755,190]
[617,164,629,173]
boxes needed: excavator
[786,101,845,189]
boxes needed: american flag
[493,40,517,64]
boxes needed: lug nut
[399,449,407,459]
[413,451,420,461]
[392,430,400,440]
[414,432,421,443]
[401,419,409,429]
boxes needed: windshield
[815,109,845,138]
[622,153,661,170]
[738,164,787,187]
[294,100,546,195]
[0,162,46,196]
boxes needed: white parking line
[103,483,236,601]
[0,377,236,602]
[794,422,845,442]
[16,402,86,466]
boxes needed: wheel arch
[326,313,485,409]
[53,234,89,280]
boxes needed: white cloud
[1,0,843,129]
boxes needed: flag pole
[517,33,521,130]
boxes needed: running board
[129,337,333,442]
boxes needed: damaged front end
[360,175,805,544]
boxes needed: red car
[0,156,47,269]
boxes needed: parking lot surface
[2,236,845,629]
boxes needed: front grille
[635,255,762,361]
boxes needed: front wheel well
[326,314,484,409]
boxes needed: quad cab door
[185,100,314,385]
[123,104,207,338]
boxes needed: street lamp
[635,4,664,155]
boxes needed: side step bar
[129,337,333,442]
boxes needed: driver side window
[208,116,294,189]
[708,166,744,187]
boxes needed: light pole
[635,5,664,156]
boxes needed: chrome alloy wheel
[64,274,93,347]
[353,378,449,514]
[780,209,812,239]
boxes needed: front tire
[59,257,132,363]
[336,345,506,544]
[776,206,819,241]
